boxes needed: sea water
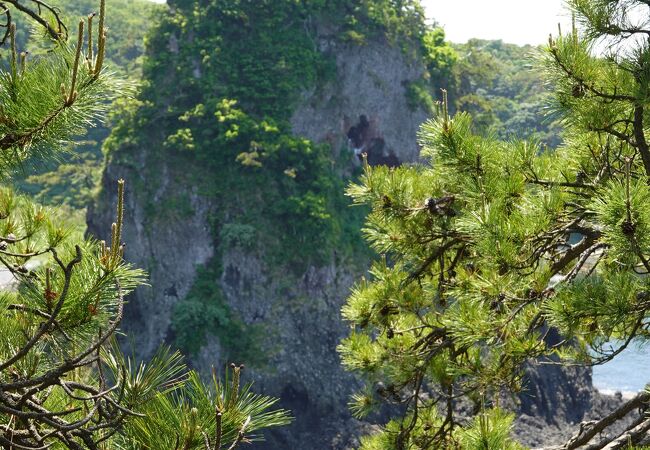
[592,342,650,396]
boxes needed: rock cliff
[291,35,428,166]
[88,6,432,446]
[87,2,603,448]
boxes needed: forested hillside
[452,39,563,147]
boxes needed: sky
[421,0,571,45]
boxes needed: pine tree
[339,1,650,448]
[0,2,289,448]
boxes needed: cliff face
[87,10,431,447]
[88,174,364,448]
[88,3,599,448]
[88,155,214,361]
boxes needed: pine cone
[425,197,436,213]
[621,220,636,235]
[572,83,585,98]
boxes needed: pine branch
[561,391,650,449]
[2,0,66,42]
[549,44,636,102]
[599,417,650,449]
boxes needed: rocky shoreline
[515,390,632,448]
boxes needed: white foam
[595,388,639,400]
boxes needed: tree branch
[633,105,650,177]
[561,391,650,449]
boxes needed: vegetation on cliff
[339,0,650,447]
[99,0,457,358]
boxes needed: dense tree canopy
[339,0,650,448]
[451,39,563,148]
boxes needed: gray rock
[291,35,429,166]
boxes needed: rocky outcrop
[88,28,433,448]
[514,389,637,449]
[87,14,604,450]
[87,150,214,361]
[88,169,361,449]
[194,250,364,449]
[290,34,429,166]
[89,158,375,448]
[521,363,593,427]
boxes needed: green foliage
[220,223,257,250]
[451,39,563,147]
[422,27,457,82]
[357,412,446,450]
[339,1,650,447]
[456,410,524,450]
[114,364,291,449]
[13,0,159,209]
[342,0,428,45]
[356,407,523,450]
[140,1,334,121]
[0,34,117,178]
[209,100,341,262]
[0,2,290,447]
[47,0,158,75]
[405,80,436,113]
[21,159,100,206]
[402,26,457,112]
